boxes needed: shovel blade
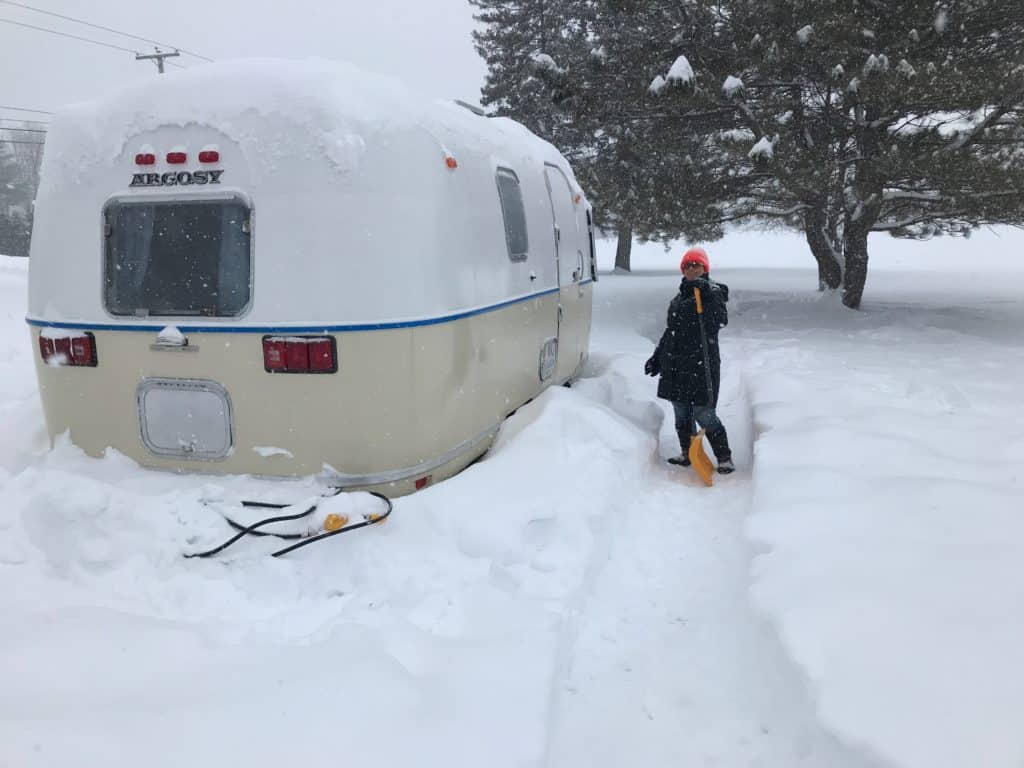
[688,429,715,487]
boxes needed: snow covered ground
[2,228,1023,768]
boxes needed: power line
[0,103,51,114]
[0,16,139,53]
[0,0,213,61]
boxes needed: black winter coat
[648,278,729,405]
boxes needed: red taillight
[263,336,336,374]
[39,336,57,363]
[39,332,97,367]
[70,334,94,365]
[263,338,287,371]
[414,475,432,490]
[307,338,334,371]
[53,336,71,362]
[166,151,187,164]
[135,153,156,165]
[286,340,309,371]
[198,150,220,163]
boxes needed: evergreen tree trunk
[614,222,632,272]
[842,185,883,309]
[843,113,885,310]
[801,208,842,290]
[842,224,870,309]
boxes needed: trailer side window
[103,197,252,317]
[495,168,529,262]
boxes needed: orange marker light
[573,194,581,204]
[445,156,458,170]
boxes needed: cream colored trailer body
[27,60,595,494]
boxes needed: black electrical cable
[186,488,391,559]
[240,485,345,510]
[224,518,304,539]
[269,493,392,558]
[184,503,319,558]
[221,487,346,540]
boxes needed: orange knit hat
[680,247,709,273]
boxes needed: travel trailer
[27,60,595,495]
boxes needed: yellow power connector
[323,513,349,531]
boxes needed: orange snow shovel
[688,429,715,486]
[689,287,716,487]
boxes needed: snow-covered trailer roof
[28,59,587,325]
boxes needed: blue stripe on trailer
[25,285,579,334]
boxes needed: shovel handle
[693,286,715,406]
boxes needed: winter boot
[707,427,734,474]
[667,454,691,467]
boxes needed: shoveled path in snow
[542,275,887,767]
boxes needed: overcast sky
[0,0,487,120]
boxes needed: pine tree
[469,0,576,137]
[473,0,733,268]
[474,0,1024,305]
[637,0,1024,306]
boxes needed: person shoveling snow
[644,247,735,480]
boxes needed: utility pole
[135,47,180,74]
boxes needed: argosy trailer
[27,60,596,495]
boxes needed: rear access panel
[137,378,233,460]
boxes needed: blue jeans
[671,401,731,460]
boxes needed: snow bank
[734,267,1024,768]
[0,256,46,473]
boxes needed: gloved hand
[644,355,660,376]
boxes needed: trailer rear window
[103,198,251,317]
[495,168,529,262]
